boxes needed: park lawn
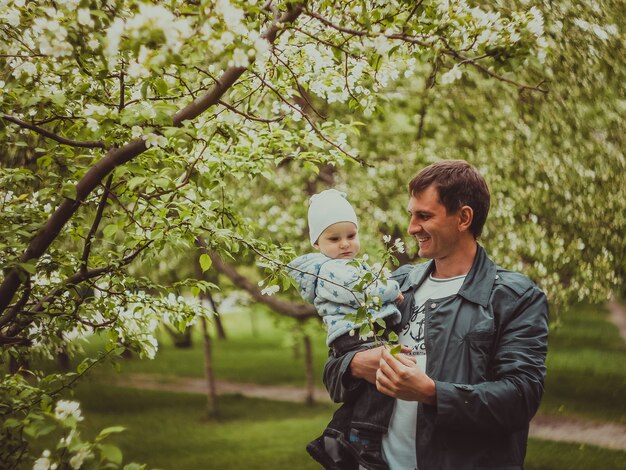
[72,380,334,470]
[28,302,626,469]
[85,307,330,387]
[539,303,626,425]
[84,302,626,425]
[66,381,626,470]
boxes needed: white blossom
[33,450,52,470]
[527,7,544,37]
[373,35,392,55]
[131,126,143,138]
[54,400,83,422]
[216,0,246,34]
[88,36,101,49]
[440,65,463,85]
[229,48,249,67]
[77,9,94,28]
[6,9,20,27]
[69,447,93,469]
[261,285,280,296]
[144,133,167,148]
[16,61,37,78]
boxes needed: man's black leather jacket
[323,245,549,469]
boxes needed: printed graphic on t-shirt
[402,302,426,356]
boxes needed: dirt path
[110,373,331,404]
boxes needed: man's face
[407,185,463,260]
[314,221,360,259]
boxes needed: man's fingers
[375,367,395,395]
[395,352,416,367]
[381,347,410,374]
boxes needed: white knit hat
[308,189,358,245]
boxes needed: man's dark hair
[408,160,491,239]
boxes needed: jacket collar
[457,245,497,308]
[407,245,496,308]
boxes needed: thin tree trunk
[164,324,193,348]
[213,311,227,340]
[201,315,218,419]
[56,348,71,372]
[303,333,315,406]
[193,250,219,418]
[249,310,259,337]
[206,290,227,340]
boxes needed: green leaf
[61,183,77,200]
[3,418,21,428]
[102,224,118,238]
[387,332,399,343]
[123,463,146,470]
[140,81,150,99]
[99,443,123,464]
[76,358,91,374]
[97,426,126,441]
[154,78,169,95]
[199,253,212,272]
[19,261,37,275]
[128,176,146,190]
[281,274,292,291]
[389,344,402,356]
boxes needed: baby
[289,189,403,470]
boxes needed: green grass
[83,309,330,387]
[71,380,337,470]
[26,303,626,469]
[526,439,626,470]
[65,381,626,470]
[87,302,626,425]
[539,303,626,424]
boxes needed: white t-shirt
[380,274,466,470]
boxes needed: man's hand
[350,345,412,384]
[376,348,437,405]
[394,292,405,305]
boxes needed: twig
[217,99,283,123]
[2,113,106,149]
[80,175,113,273]
[251,71,368,166]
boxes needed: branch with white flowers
[0,2,308,320]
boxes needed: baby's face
[314,221,360,259]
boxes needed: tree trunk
[201,315,219,419]
[164,324,193,348]
[56,348,71,372]
[249,310,259,337]
[213,311,227,340]
[193,250,219,418]
[205,290,227,340]
[303,333,315,406]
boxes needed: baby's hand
[395,293,405,305]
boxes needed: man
[323,160,549,469]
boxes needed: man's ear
[458,206,474,232]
